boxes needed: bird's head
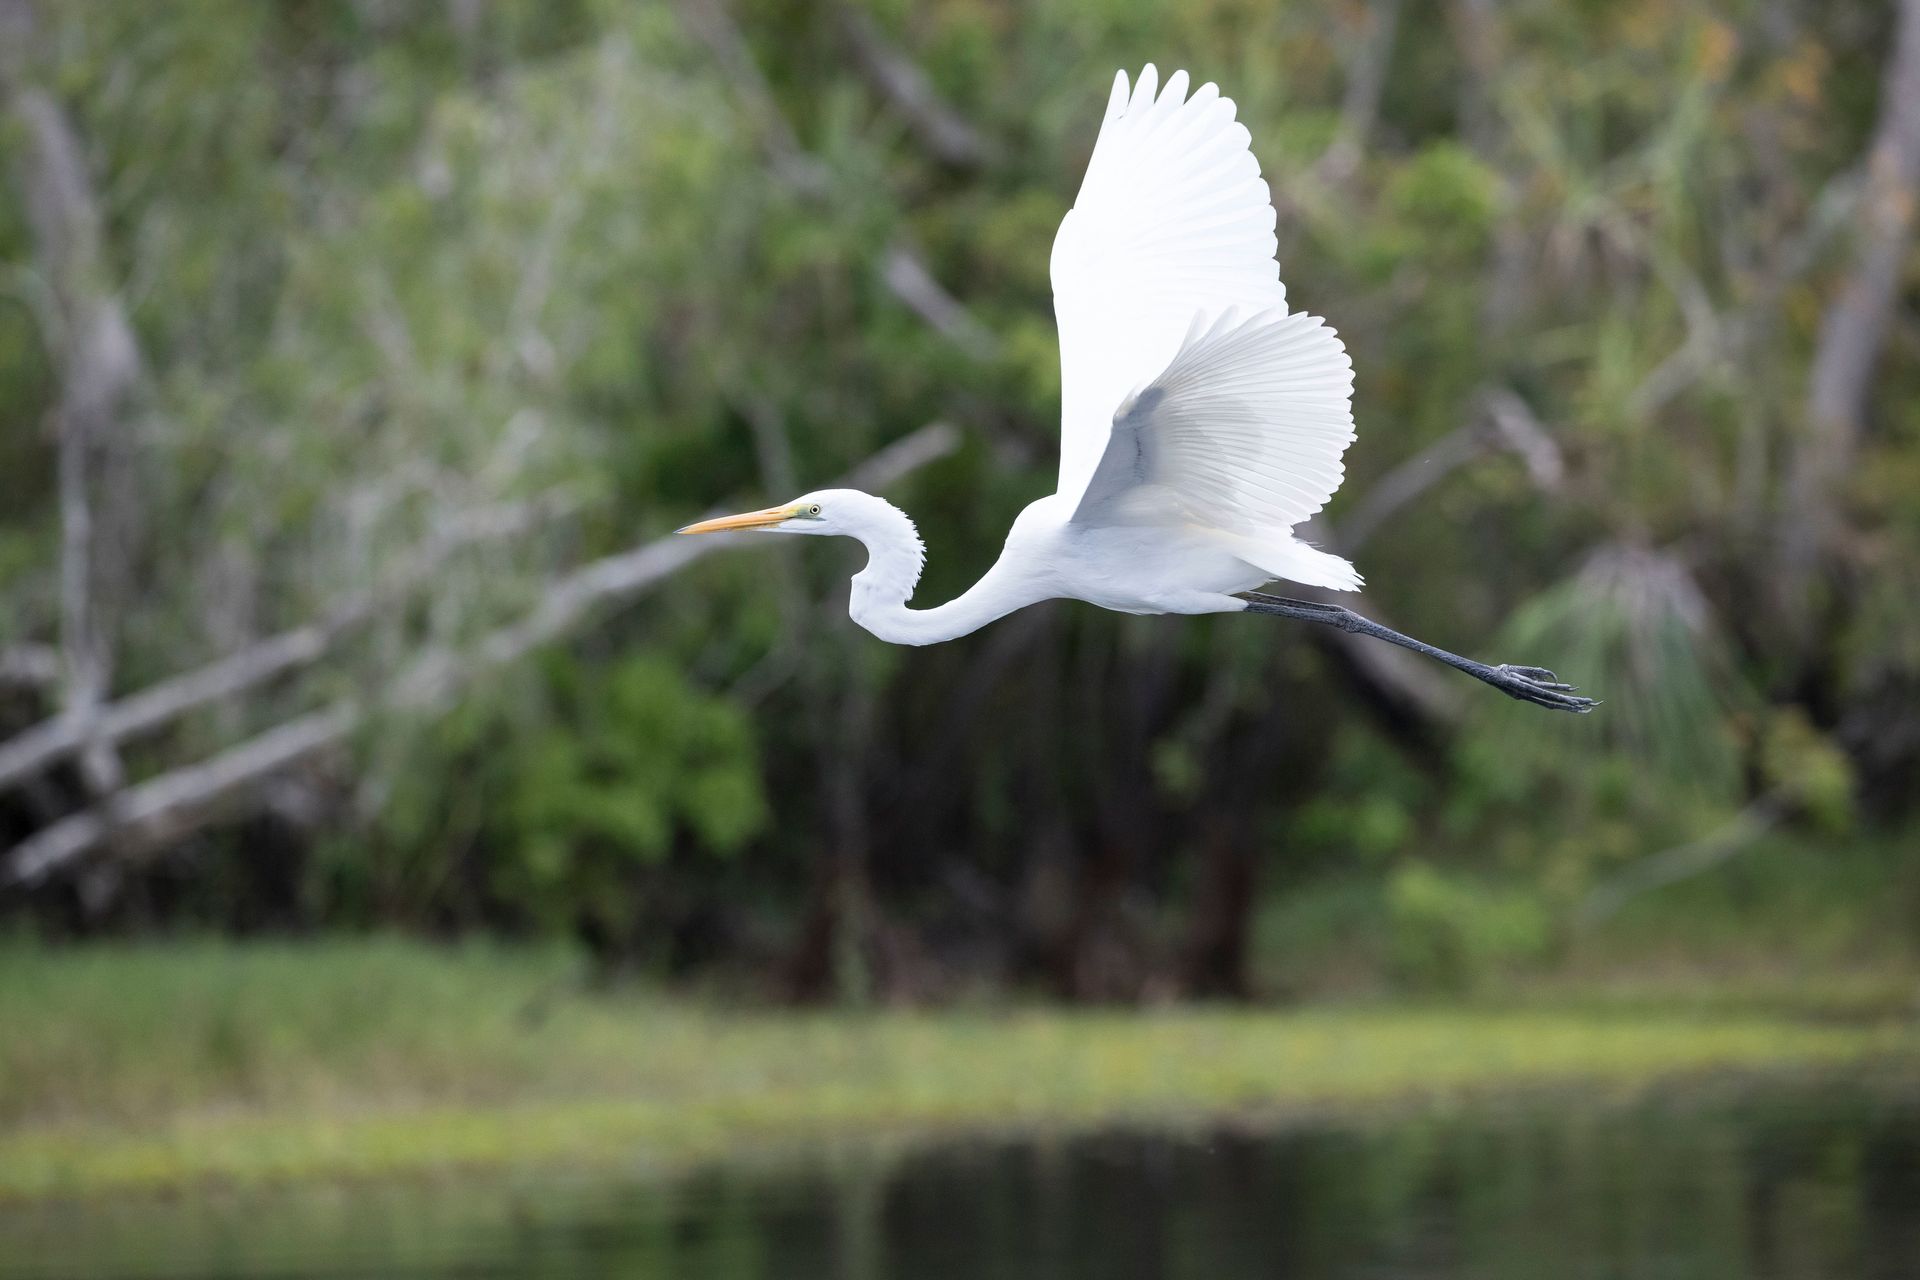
[677,488,927,605]
[676,488,873,539]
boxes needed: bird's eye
[809,504,822,516]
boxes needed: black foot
[1484,664,1598,714]
[1236,592,1600,714]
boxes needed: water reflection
[7,1079,1918,1279]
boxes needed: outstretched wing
[1050,65,1288,507]
[1072,309,1355,543]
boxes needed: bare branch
[0,498,572,793]
[1482,386,1566,491]
[675,0,830,196]
[881,243,1000,359]
[0,645,59,694]
[3,709,357,889]
[10,84,144,808]
[1805,0,1920,449]
[677,0,997,361]
[56,387,124,800]
[1576,798,1786,928]
[1782,0,1920,578]
[1335,386,1564,555]
[833,4,992,169]
[1333,424,1489,556]
[1622,189,1852,422]
[2,423,960,887]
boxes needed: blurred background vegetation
[2,0,1917,1005]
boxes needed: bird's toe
[1491,663,1599,713]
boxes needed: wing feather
[1072,310,1357,544]
[1051,65,1288,506]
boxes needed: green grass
[1252,832,1920,1000]
[2,937,1917,1202]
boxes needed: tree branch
[675,0,830,195]
[832,3,992,169]
[1333,425,1489,557]
[3,709,358,889]
[1781,0,1920,583]
[1575,798,1786,928]
[9,82,144,808]
[880,243,999,359]
[0,645,59,694]
[1335,386,1564,555]
[0,497,574,793]
[678,0,997,360]
[2,423,960,887]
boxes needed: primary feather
[1050,64,1291,508]
[1072,309,1361,590]
[1051,64,1359,592]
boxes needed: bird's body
[682,65,1597,713]
[831,490,1250,647]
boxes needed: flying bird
[681,65,1595,713]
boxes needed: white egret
[682,65,1595,713]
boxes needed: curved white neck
[843,500,1033,646]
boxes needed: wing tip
[1133,63,1159,110]
[1125,63,1199,114]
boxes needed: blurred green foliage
[1,0,1916,998]
[358,654,766,939]
[2,937,1913,1199]
[1385,862,1552,992]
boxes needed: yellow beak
[676,504,797,536]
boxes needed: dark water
[7,1081,1920,1280]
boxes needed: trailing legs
[1237,592,1597,713]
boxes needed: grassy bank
[2,938,1917,1202]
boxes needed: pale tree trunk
[1779,0,1920,632]
[0,498,571,794]
[5,20,144,855]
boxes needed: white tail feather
[1223,533,1363,592]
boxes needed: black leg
[1237,592,1598,714]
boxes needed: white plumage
[1052,68,1289,503]
[1052,65,1359,593]
[1075,308,1360,591]
[681,65,1596,713]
